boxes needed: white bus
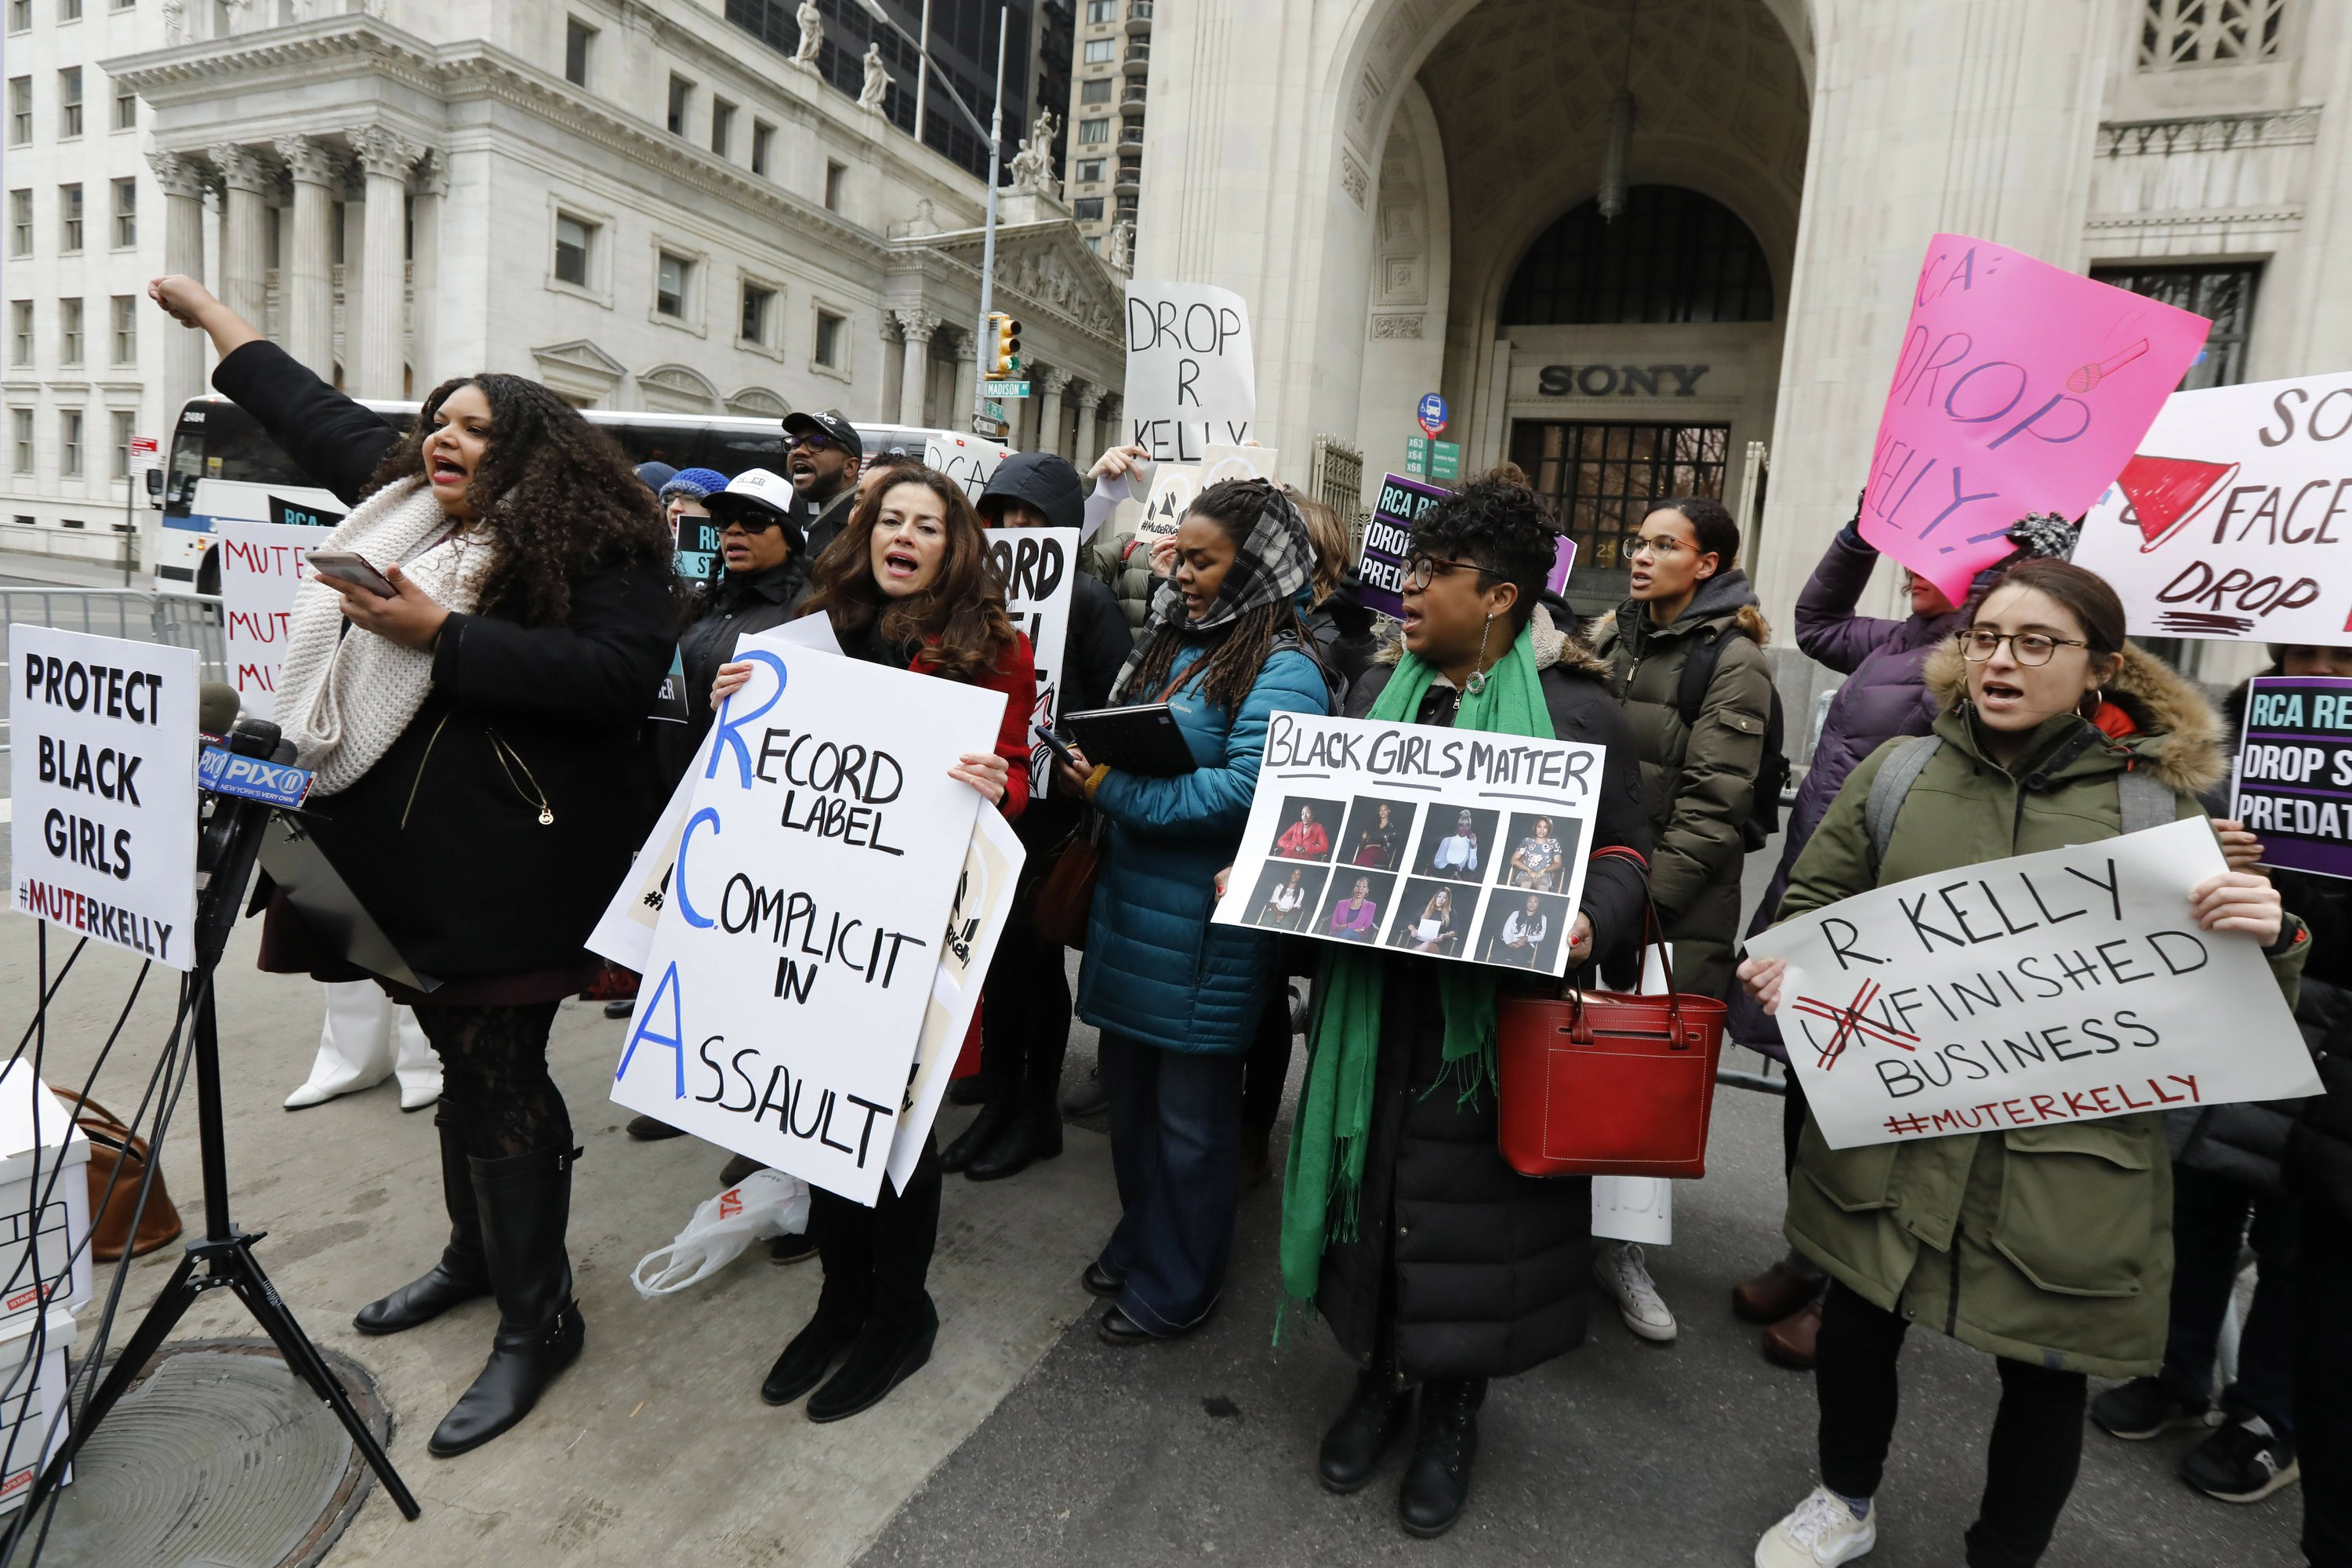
[156,395,1004,590]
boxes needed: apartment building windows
[59,296,82,365]
[564,17,596,86]
[58,67,81,138]
[111,177,132,247]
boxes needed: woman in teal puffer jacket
[1060,479,1333,1345]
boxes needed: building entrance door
[1508,419,1730,613]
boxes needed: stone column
[1074,383,1104,466]
[273,135,338,378]
[339,175,365,382]
[151,152,209,415]
[877,314,905,426]
[209,143,273,331]
[950,333,977,434]
[408,149,445,391]
[1037,367,1070,459]
[895,310,939,428]
[350,126,416,398]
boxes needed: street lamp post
[855,0,1010,438]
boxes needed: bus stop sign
[1417,394,1447,437]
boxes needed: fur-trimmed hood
[1588,593,1773,654]
[1373,601,1613,681]
[1923,638,2227,798]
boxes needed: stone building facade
[6,0,1127,560]
[1136,0,2343,676]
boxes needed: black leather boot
[760,1300,866,1405]
[806,1298,938,1423]
[355,1110,488,1335]
[1397,1377,1485,1537]
[427,1146,586,1458]
[1318,1354,1411,1493]
[967,1077,1064,1181]
[940,1100,1014,1173]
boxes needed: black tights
[410,1001,572,1161]
[1815,1282,2086,1568]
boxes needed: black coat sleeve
[431,559,677,723]
[210,340,401,506]
[1544,670,1652,966]
[1065,575,1136,713]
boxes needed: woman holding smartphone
[710,466,1033,1422]
[1055,479,1333,1346]
[149,275,677,1457]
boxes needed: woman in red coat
[712,466,1032,1422]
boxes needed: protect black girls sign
[1743,818,2316,1149]
[1210,711,1605,975]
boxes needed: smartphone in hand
[1033,723,1081,773]
[307,550,397,598]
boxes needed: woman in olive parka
[1740,561,2307,1568]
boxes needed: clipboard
[1058,702,1198,778]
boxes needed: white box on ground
[0,1307,75,1512]
[0,1069,90,1324]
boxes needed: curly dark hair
[1409,473,1563,631]
[1653,495,1740,572]
[1120,478,1314,710]
[800,466,1018,683]
[361,374,674,627]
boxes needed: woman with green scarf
[1282,475,1652,1538]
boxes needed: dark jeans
[978,910,1073,1109]
[805,1136,942,1330]
[1815,1282,2086,1568]
[2302,1200,2352,1566]
[411,1001,570,1160]
[1241,987,1293,1136]
[1097,1032,1243,1335]
[2161,1162,2298,1439]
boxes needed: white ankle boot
[285,982,401,1109]
[394,1005,441,1110]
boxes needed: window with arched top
[1502,186,1773,326]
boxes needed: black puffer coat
[655,557,812,782]
[217,341,675,982]
[1316,612,1652,1382]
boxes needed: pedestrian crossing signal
[989,312,1022,377]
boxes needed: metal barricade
[0,587,227,752]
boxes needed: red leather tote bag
[1495,849,1727,1178]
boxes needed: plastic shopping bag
[631,1167,811,1298]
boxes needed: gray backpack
[1863,734,2176,866]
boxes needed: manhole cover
[24,1338,392,1568]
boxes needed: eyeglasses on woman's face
[1958,628,2088,666]
[1627,534,1695,560]
[1403,555,1506,591]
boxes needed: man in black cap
[783,408,864,561]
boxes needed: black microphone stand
[2,717,420,1552]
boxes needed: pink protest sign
[1860,235,2209,604]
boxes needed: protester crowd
[146,272,2349,1566]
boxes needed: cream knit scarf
[276,477,498,795]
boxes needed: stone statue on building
[858,43,891,110]
[1008,109,1060,195]
[1104,220,1134,271]
[793,0,822,65]
[160,0,184,39]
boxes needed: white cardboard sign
[216,520,321,720]
[985,527,1078,799]
[1210,710,1605,974]
[886,803,1025,1192]
[608,637,1003,1204]
[2074,370,2352,648]
[1123,281,1256,463]
[9,626,198,968]
[1742,817,2319,1149]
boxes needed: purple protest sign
[1546,535,1579,597]
[1356,473,1451,619]
[2234,674,2352,880]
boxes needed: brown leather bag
[53,1091,183,1262]
[1032,816,1103,950]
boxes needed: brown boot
[1733,1258,1822,1324]
[1761,1299,1822,1370]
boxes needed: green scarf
[1276,624,1556,1321]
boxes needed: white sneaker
[1755,1485,1876,1568]
[1595,1240,1678,1341]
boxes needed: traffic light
[988,311,1022,377]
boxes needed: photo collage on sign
[1248,789,1582,965]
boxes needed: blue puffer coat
[1076,637,1332,1054]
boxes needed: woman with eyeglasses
[710,466,1034,1424]
[1588,495,1774,1341]
[1287,474,1650,1538]
[1738,559,2303,1568]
